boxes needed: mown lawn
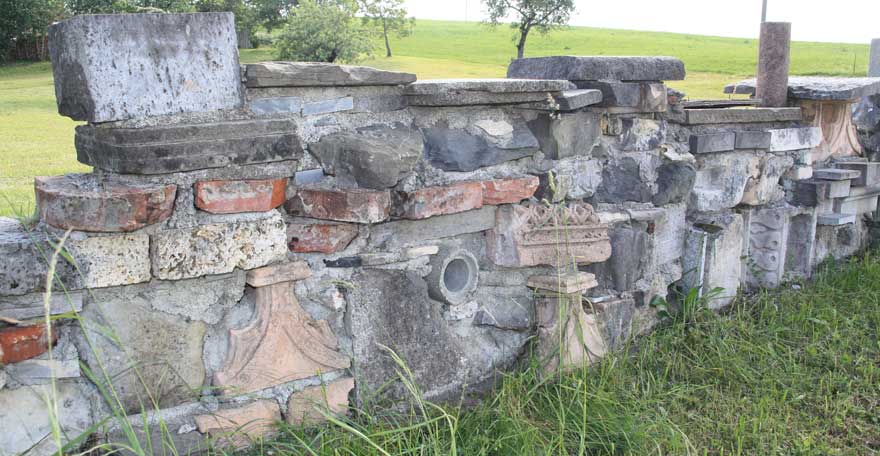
[0,19,872,216]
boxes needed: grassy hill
[0,19,872,216]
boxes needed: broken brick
[194,178,287,214]
[288,222,359,253]
[286,187,391,224]
[480,176,539,205]
[393,181,483,220]
[0,324,58,364]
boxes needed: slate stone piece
[724,76,880,101]
[422,118,539,172]
[250,96,302,115]
[245,62,416,87]
[75,118,302,174]
[689,132,736,153]
[682,107,803,125]
[735,130,772,149]
[311,124,423,189]
[653,162,696,206]
[405,79,575,106]
[301,96,354,116]
[48,13,242,122]
[507,56,686,81]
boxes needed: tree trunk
[516,26,530,59]
[236,28,253,49]
[383,17,392,57]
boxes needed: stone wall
[3,12,880,455]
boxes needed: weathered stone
[535,292,606,374]
[287,378,354,426]
[682,108,802,125]
[689,132,735,153]
[725,76,880,101]
[741,155,794,206]
[425,247,479,305]
[528,272,597,293]
[195,400,281,449]
[245,62,416,87]
[194,178,287,214]
[817,213,856,225]
[789,179,850,206]
[756,22,791,107]
[288,222,359,253]
[870,39,880,77]
[48,13,241,122]
[0,383,94,456]
[302,96,354,116]
[480,176,539,205]
[834,186,880,214]
[76,118,303,174]
[359,245,439,266]
[735,130,772,149]
[682,213,744,309]
[0,324,56,364]
[152,212,287,280]
[323,257,363,268]
[487,203,611,267]
[393,182,484,220]
[6,359,81,384]
[507,56,686,81]
[519,89,603,111]
[534,171,572,203]
[785,165,813,181]
[311,125,423,189]
[286,188,391,224]
[814,168,861,180]
[767,127,823,152]
[619,118,666,151]
[577,81,667,112]
[422,118,540,171]
[145,272,246,325]
[36,175,176,232]
[214,281,349,394]
[249,96,302,115]
[595,157,652,203]
[690,152,760,212]
[653,162,696,206]
[528,111,600,159]
[741,207,789,287]
[0,292,83,321]
[246,261,311,287]
[405,79,575,106]
[835,161,880,187]
[78,286,207,413]
[368,206,497,249]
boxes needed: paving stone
[368,206,497,249]
[195,178,287,214]
[834,161,880,186]
[286,188,391,223]
[288,222,359,253]
[76,118,302,174]
[817,213,856,225]
[35,174,176,232]
[152,212,288,280]
[213,280,349,394]
[768,127,823,152]
[724,76,880,101]
[48,13,241,122]
[577,81,667,112]
[195,400,281,449]
[0,292,83,321]
[0,324,56,364]
[814,168,861,180]
[507,56,686,81]
[682,107,803,125]
[246,260,311,287]
[393,181,484,219]
[480,176,539,205]
[0,382,95,456]
[422,118,540,171]
[302,96,354,116]
[249,96,302,115]
[311,125,423,189]
[653,162,696,206]
[245,62,416,87]
[528,111,600,159]
[689,132,735,153]
[287,378,354,426]
[735,130,772,149]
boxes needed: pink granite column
[756,22,791,107]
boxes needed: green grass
[0,19,873,216]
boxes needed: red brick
[0,324,57,364]
[36,175,176,232]
[195,178,287,214]
[394,182,484,220]
[288,222,359,253]
[286,188,391,224]
[480,176,539,205]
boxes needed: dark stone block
[507,56,686,81]
[653,162,696,206]
[594,157,652,203]
[689,132,735,153]
[324,257,363,268]
[422,119,539,172]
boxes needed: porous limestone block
[48,13,241,122]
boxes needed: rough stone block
[768,127,823,152]
[682,108,803,125]
[286,188,391,224]
[834,161,880,187]
[480,176,539,205]
[245,62,416,87]
[519,89,602,111]
[195,178,287,214]
[393,182,484,219]
[76,118,303,174]
[405,79,575,106]
[595,157,653,203]
[422,117,539,171]
[528,272,598,293]
[0,383,94,455]
[741,154,794,206]
[689,132,736,153]
[48,13,241,122]
[0,324,56,364]
[785,165,813,181]
[528,111,600,159]
[288,222,359,253]
[195,400,281,449]
[817,213,856,225]
[619,118,666,152]
[690,152,760,212]
[311,125,423,189]
[653,162,696,206]
[735,130,772,149]
[36,174,176,232]
[813,168,861,181]
[834,187,880,214]
[577,81,667,112]
[287,378,354,426]
[152,212,287,280]
[507,56,686,81]
[246,260,311,287]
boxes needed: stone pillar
[869,38,880,77]
[756,22,791,107]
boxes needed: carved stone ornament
[800,100,862,162]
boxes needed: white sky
[404,0,879,44]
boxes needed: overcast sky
[403,0,878,44]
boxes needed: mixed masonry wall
[3,12,880,455]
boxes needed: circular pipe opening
[443,258,471,293]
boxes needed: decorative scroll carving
[745,207,787,288]
[800,100,862,163]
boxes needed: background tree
[0,0,65,61]
[359,0,413,57]
[483,0,575,59]
[275,0,372,63]
[254,0,297,33]
[194,0,258,48]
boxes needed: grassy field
[0,19,872,216]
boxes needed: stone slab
[422,117,539,171]
[689,132,736,153]
[0,292,83,321]
[767,127,823,152]
[576,81,667,112]
[76,118,303,174]
[245,62,416,87]
[302,96,354,116]
[834,161,880,187]
[406,78,574,95]
[817,213,856,225]
[528,272,598,293]
[368,206,497,249]
[735,130,772,149]
[392,182,484,220]
[0,383,94,456]
[507,56,686,81]
[682,107,803,125]
[724,76,880,101]
[48,13,241,122]
[249,96,302,115]
[813,168,861,181]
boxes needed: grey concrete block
[689,132,736,153]
[48,13,242,122]
[245,61,416,87]
[735,130,772,149]
[507,56,686,81]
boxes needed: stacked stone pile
[1,12,879,454]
